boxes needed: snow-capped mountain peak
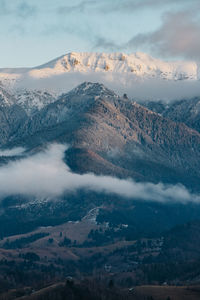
[27,52,198,80]
[0,52,198,82]
[68,81,117,98]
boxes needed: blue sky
[0,0,200,67]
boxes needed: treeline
[5,279,142,300]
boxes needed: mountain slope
[15,89,56,115]
[6,82,200,191]
[0,84,15,107]
[143,97,200,133]
[0,86,28,145]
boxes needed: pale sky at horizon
[0,0,200,67]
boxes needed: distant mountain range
[0,52,199,87]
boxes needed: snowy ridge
[68,82,117,98]
[30,52,197,80]
[0,83,56,114]
[16,89,56,115]
[0,52,198,82]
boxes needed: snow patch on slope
[15,89,57,115]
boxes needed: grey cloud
[0,143,199,204]
[126,10,200,60]
[93,37,121,52]
[91,1,200,61]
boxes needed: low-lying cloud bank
[17,72,200,103]
[0,144,199,204]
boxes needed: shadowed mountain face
[143,97,200,133]
[0,86,28,146]
[2,82,200,191]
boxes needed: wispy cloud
[57,0,98,15]
[93,37,121,52]
[0,0,37,18]
[16,2,37,18]
[0,0,8,15]
[0,144,199,204]
[57,0,198,15]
